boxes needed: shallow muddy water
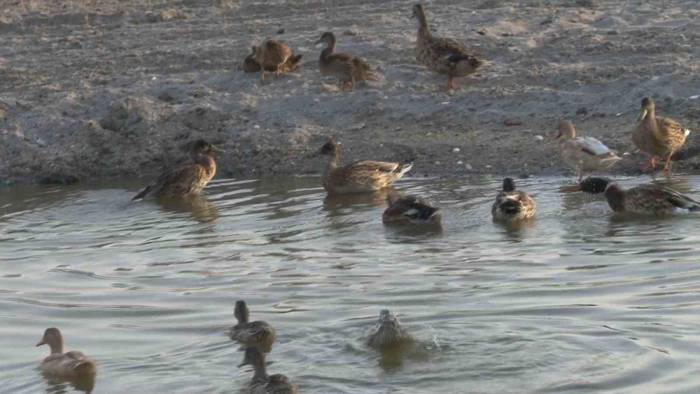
[2,175,700,393]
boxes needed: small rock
[576,107,588,115]
[535,135,544,141]
[452,147,460,153]
[457,160,463,165]
[465,163,473,170]
[343,30,358,36]
[607,30,619,35]
[276,28,285,34]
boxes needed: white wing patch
[576,136,613,156]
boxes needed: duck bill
[637,109,647,122]
[211,145,225,154]
[559,184,583,193]
[36,339,45,347]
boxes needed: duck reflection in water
[157,194,219,224]
[322,188,389,218]
[43,374,96,394]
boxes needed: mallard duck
[632,97,691,174]
[565,176,700,216]
[491,178,536,221]
[382,192,441,225]
[244,347,298,394]
[36,328,96,379]
[315,32,376,90]
[230,300,276,355]
[132,139,222,200]
[366,309,414,350]
[412,3,483,90]
[555,119,621,181]
[253,39,294,81]
[243,46,302,73]
[317,139,413,194]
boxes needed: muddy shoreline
[0,0,698,186]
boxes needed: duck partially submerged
[366,309,414,350]
[412,3,483,90]
[565,177,700,216]
[491,178,536,221]
[632,97,690,175]
[253,39,294,81]
[316,139,413,194]
[316,32,377,90]
[243,46,302,73]
[36,328,96,379]
[554,119,621,181]
[244,347,298,394]
[230,300,276,355]
[132,139,222,200]
[382,192,441,225]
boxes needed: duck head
[560,176,611,193]
[317,139,340,157]
[638,97,655,121]
[554,119,576,141]
[502,177,516,192]
[189,139,224,157]
[234,300,250,324]
[369,309,407,348]
[411,4,424,19]
[37,327,64,354]
[315,32,335,47]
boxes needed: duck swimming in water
[491,178,536,222]
[36,328,96,379]
[230,300,276,355]
[132,139,222,200]
[382,192,441,225]
[316,139,413,194]
[564,177,700,216]
[244,347,298,394]
[366,309,414,350]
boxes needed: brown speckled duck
[244,347,298,394]
[316,32,377,90]
[230,300,276,355]
[491,178,536,221]
[317,139,413,194]
[132,139,222,200]
[565,177,700,216]
[36,328,96,379]
[412,3,483,90]
[253,39,294,81]
[632,97,691,175]
[555,119,621,181]
[382,192,441,225]
[243,46,302,73]
[366,309,414,350]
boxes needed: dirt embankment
[0,0,698,185]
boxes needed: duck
[632,97,691,175]
[382,191,441,225]
[315,32,377,90]
[316,138,413,194]
[132,139,222,200]
[564,176,700,216]
[412,3,483,90]
[230,300,276,355]
[491,178,536,221]
[366,309,414,350]
[554,119,622,181]
[36,328,96,379]
[243,46,302,73]
[243,346,297,394]
[253,39,294,81]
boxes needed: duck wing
[132,163,205,200]
[576,136,615,156]
[386,195,440,222]
[633,185,700,211]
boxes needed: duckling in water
[565,177,700,216]
[244,347,298,394]
[491,178,536,222]
[243,46,302,73]
[230,300,276,355]
[132,139,222,200]
[315,32,377,90]
[317,139,413,194]
[366,309,414,350]
[632,97,691,175]
[36,328,96,379]
[412,3,483,90]
[382,192,441,225]
[554,119,621,181]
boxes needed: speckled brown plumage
[382,192,441,225]
[253,39,293,81]
[230,300,276,355]
[245,347,297,394]
[413,4,482,90]
[491,178,536,221]
[243,46,302,73]
[316,32,376,90]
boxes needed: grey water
[2,175,700,393]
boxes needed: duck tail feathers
[132,185,151,201]
[396,162,413,177]
[74,361,96,375]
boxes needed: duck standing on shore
[243,45,302,74]
[554,119,621,181]
[632,97,690,175]
[132,139,222,200]
[412,3,483,90]
[491,178,536,221]
[315,32,377,90]
[563,177,700,216]
[253,39,295,81]
[316,139,413,194]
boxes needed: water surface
[2,175,700,393]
